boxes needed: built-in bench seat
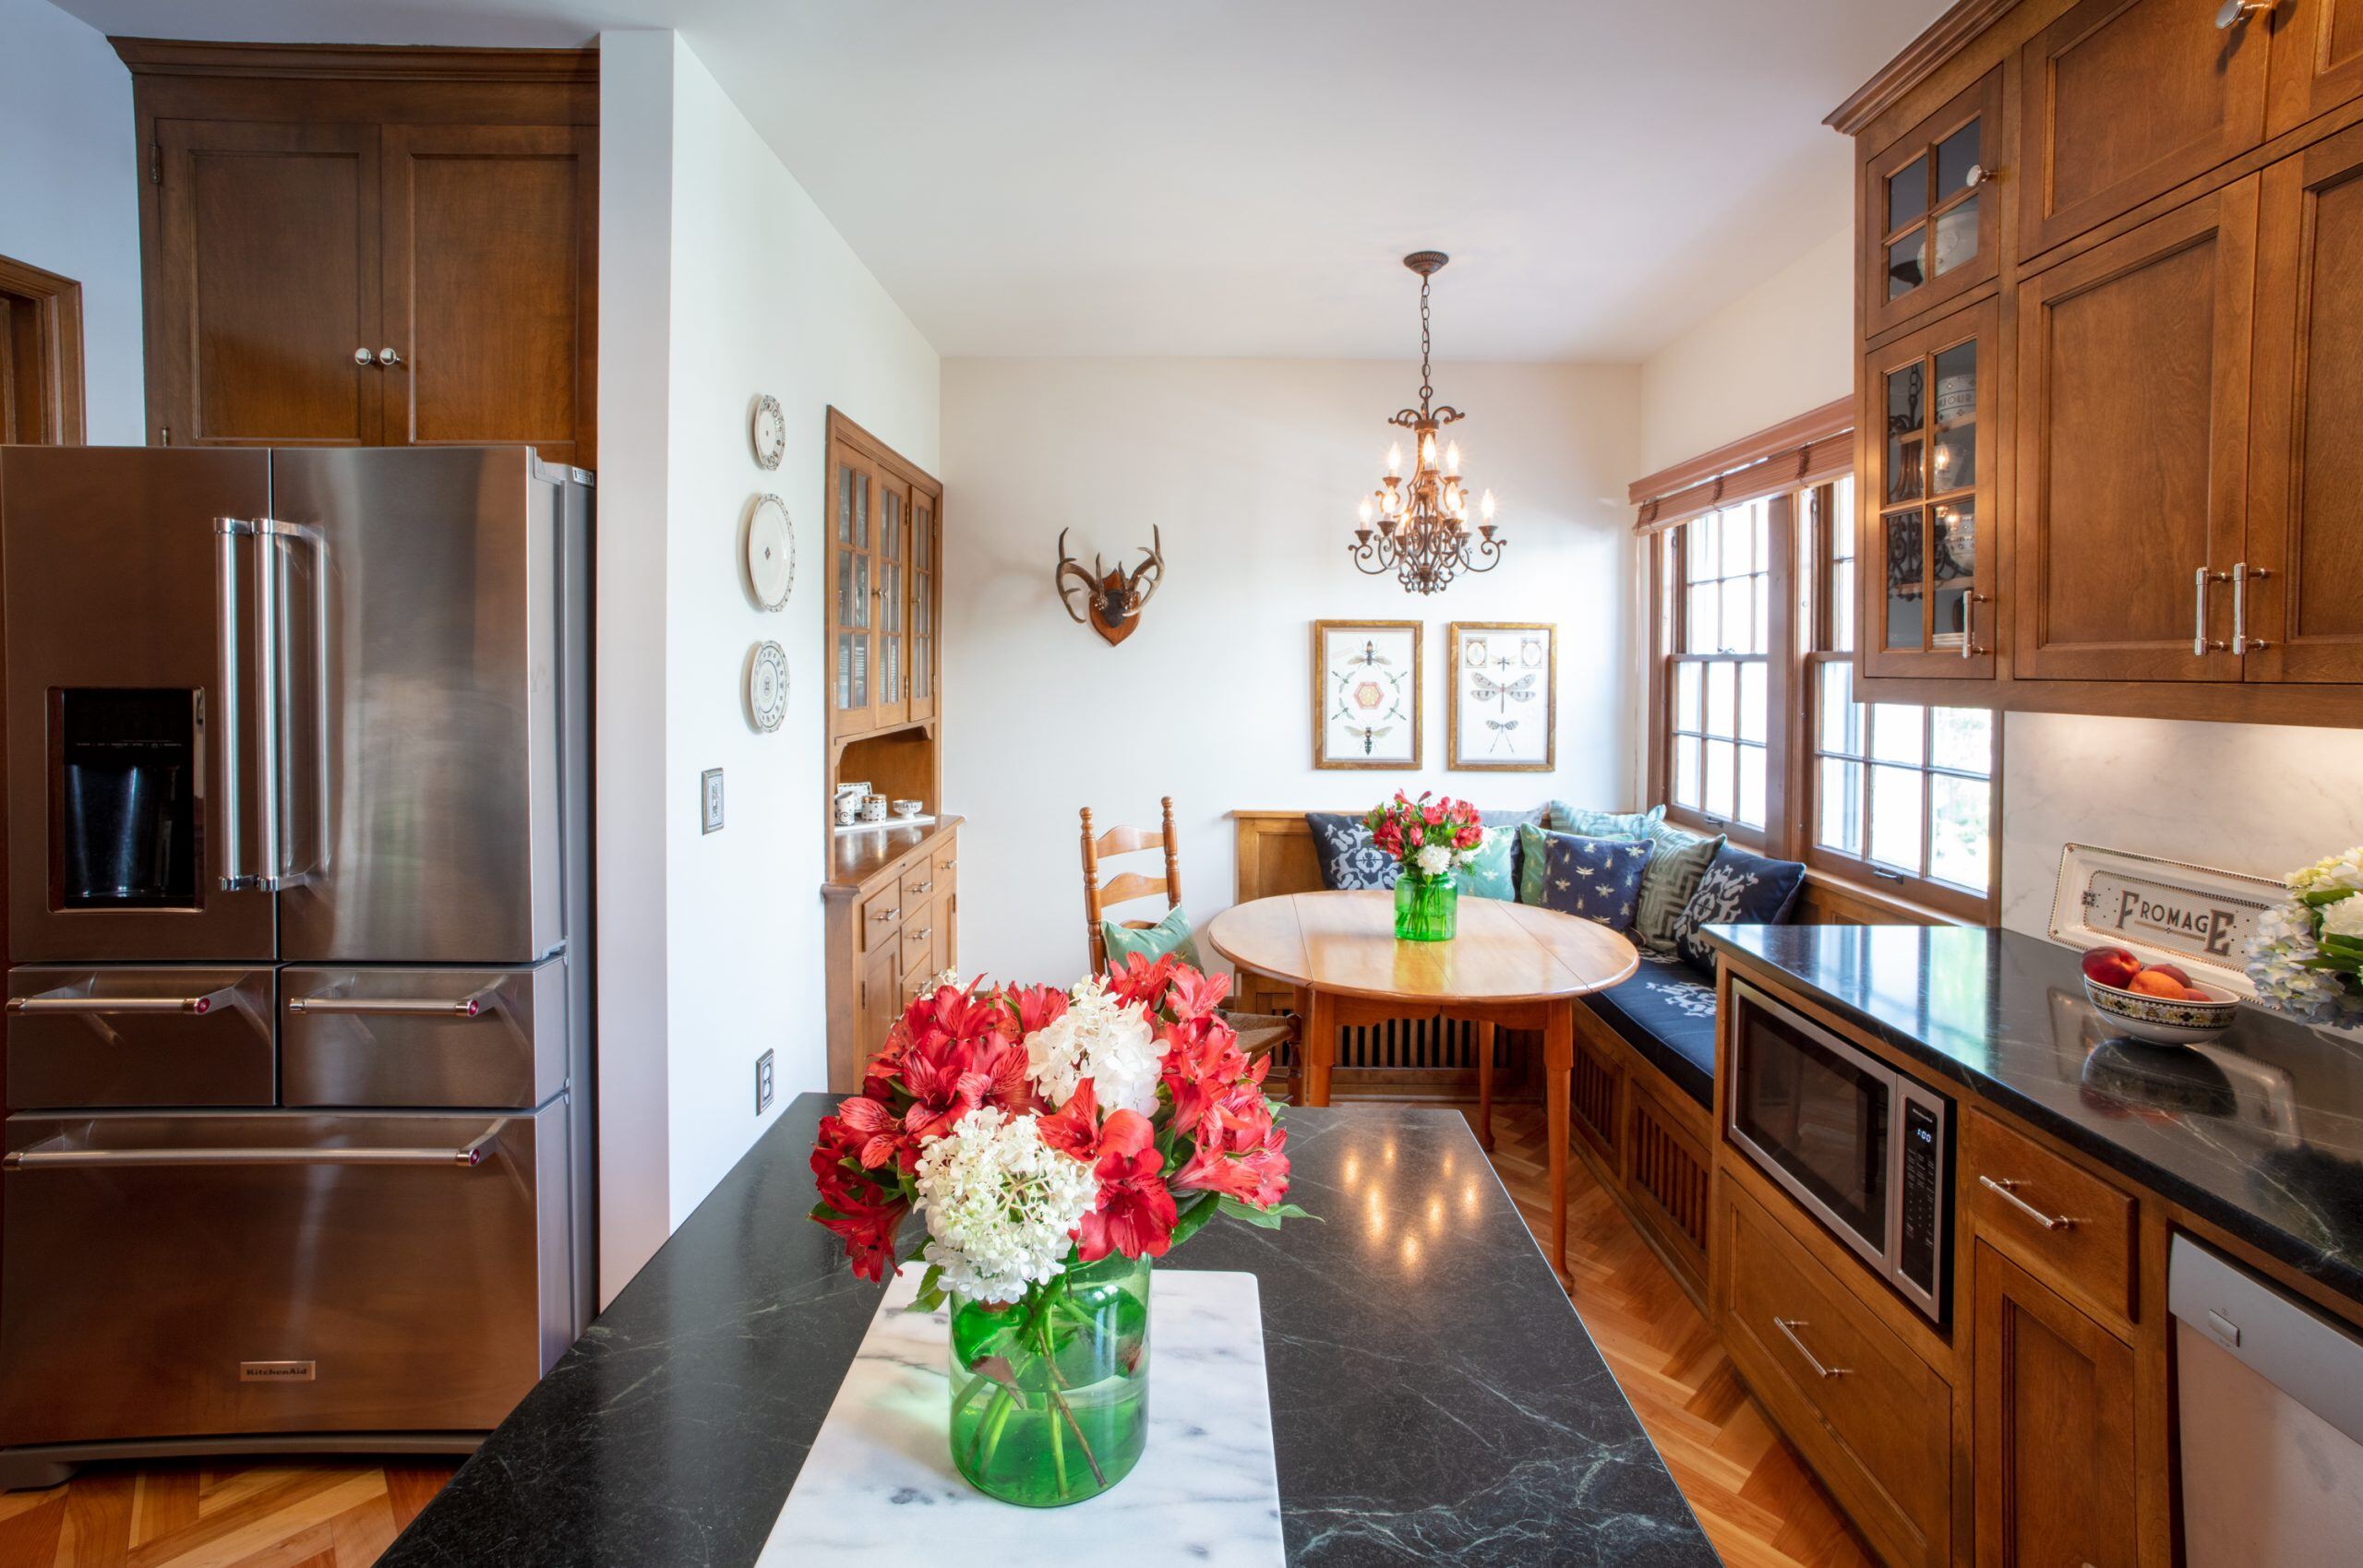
[1583,952,1717,1108]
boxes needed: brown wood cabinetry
[827,410,942,744]
[1971,1242,2138,1568]
[2013,179,2259,682]
[123,42,598,467]
[1838,0,2363,725]
[825,820,961,1094]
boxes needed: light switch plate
[702,768,725,833]
[755,1048,775,1115]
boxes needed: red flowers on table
[810,956,1307,1302]
[1362,790,1486,879]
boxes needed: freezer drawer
[6,966,275,1107]
[0,1105,571,1445]
[281,960,565,1108]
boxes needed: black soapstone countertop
[380,1095,1720,1568]
[1708,922,2363,1306]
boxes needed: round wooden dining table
[1205,889,1638,1279]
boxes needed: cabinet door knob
[2215,0,2273,28]
[354,347,378,365]
[379,347,405,367]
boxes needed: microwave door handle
[2,1122,506,1170]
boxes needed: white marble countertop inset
[758,1263,1284,1565]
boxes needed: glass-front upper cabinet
[909,494,940,724]
[1864,67,2003,339]
[831,453,877,736]
[826,414,945,741]
[1861,299,1997,680]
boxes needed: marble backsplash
[2000,712,2363,938]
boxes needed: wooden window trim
[0,254,87,446]
[1644,466,2001,924]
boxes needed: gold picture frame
[1446,621,1555,772]
[1312,620,1422,770]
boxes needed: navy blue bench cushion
[1584,952,1718,1107]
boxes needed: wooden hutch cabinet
[121,42,598,468]
[821,409,954,1093]
[1836,0,2363,725]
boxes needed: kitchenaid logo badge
[2085,871,2263,958]
[239,1360,317,1382]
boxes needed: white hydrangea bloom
[1415,844,1454,878]
[2288,848,2363,895]
[2246,899,2357,1023]
[1024,975,1167,1116]
[2321,894,2363,941]
[912,1107,1098,1303]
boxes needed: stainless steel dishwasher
[2171,1234,2363,1568]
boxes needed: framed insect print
[1447,622,1554,771]
[1313,620,1422,769]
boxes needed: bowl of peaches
[2080,946,2239,1046]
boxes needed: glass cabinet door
[1865,67,2002,339]
[831,456,876,734]
[876,480,908,727]
[909,494,939,723]
[1862,300,1997,679]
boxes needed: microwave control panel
[1899,1098,1944,1296]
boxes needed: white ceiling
[48,0,1945,361]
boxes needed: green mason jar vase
[1394,872,1458,941]
[947,1252,1151,1507]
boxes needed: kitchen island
[381,1095,1718,1567]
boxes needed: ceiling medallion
[1349,251,1503,595]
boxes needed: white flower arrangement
[2246,845,2363,1029]
[1024,975,1167,1116]
[912,1107,1100,1303]
[1414,843,1455,878]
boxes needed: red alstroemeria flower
[896,1036,992,1152]
[902,980,1005,1054]
[1172,1120,1290,1209]
[1006,983,1069,1038]
[824,1095,905,1169]
[1165,967,1231,1022]
[815,1183,907,1284]
[1036,1077,1102,1160]
[1159,1014,1251,1136]
[966,1035,1035,1115]
[1103,950,1180,1010]
[1075,1109,1178,1262]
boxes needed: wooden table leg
[1544,999,1573,1281]
[1303,987,1336,1107]
[1475,1020,1496,1151]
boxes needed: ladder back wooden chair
[1080,797,1299,1068]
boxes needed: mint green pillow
[1549,802,1667,841]
[1452,827,1517,901]
[1517,823,1556,905]
[1102,904,1203,971]
[1634,821,1725,953]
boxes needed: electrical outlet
[702,768,725,833]
[755,1048,774,1115]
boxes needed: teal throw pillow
[1634,821,1725,954]
[1517,822,1558,905]
[1101,904,1203,971]
[1452,826,1517,901]
[1548,802,1667,841]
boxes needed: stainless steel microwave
[1725,979,1951,1323]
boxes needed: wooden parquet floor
[1,1101,1872,1568]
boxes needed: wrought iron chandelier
[1349,250,1502,595]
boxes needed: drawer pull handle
[2215,0,2273,27]
[910,928,931,941]
[290,992,491,1019]
[912,880,934,894]
[1772,1317,1850,1379]
[3,1122,506,1170]
[7,990,227,1016]
[1980,1175,2075,1231]
[872,907,900,923]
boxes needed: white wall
[1637,222,1853,475]
[595,31,940,1299]
[0,0,143,441]
[941,357,1639,986]
[1998,713,2363,935]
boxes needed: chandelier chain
[1418,275,1433,409]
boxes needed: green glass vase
[1394,873,1457,941]
[947,1252,1151,1507]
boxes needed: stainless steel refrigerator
[0,445,594,1488]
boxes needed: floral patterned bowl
[2082,975,2239,1046]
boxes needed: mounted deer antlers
[1055,526,1165,646]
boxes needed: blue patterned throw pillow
[1670,844,1807,975]
[1307,812,1399,891]
[1534,832,1654,933]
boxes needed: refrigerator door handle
[7,987,236,1016]
[289,987,498,1019]
[212,518,256,891]
[261,518,331,883]
[2,1122,508,1170]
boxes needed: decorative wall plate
[745,494,795,611]
[747,640,790,733]
[750,394,786,471]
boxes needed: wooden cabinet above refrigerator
[120,41,598,470]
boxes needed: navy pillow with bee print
[1532,830,1654,934]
